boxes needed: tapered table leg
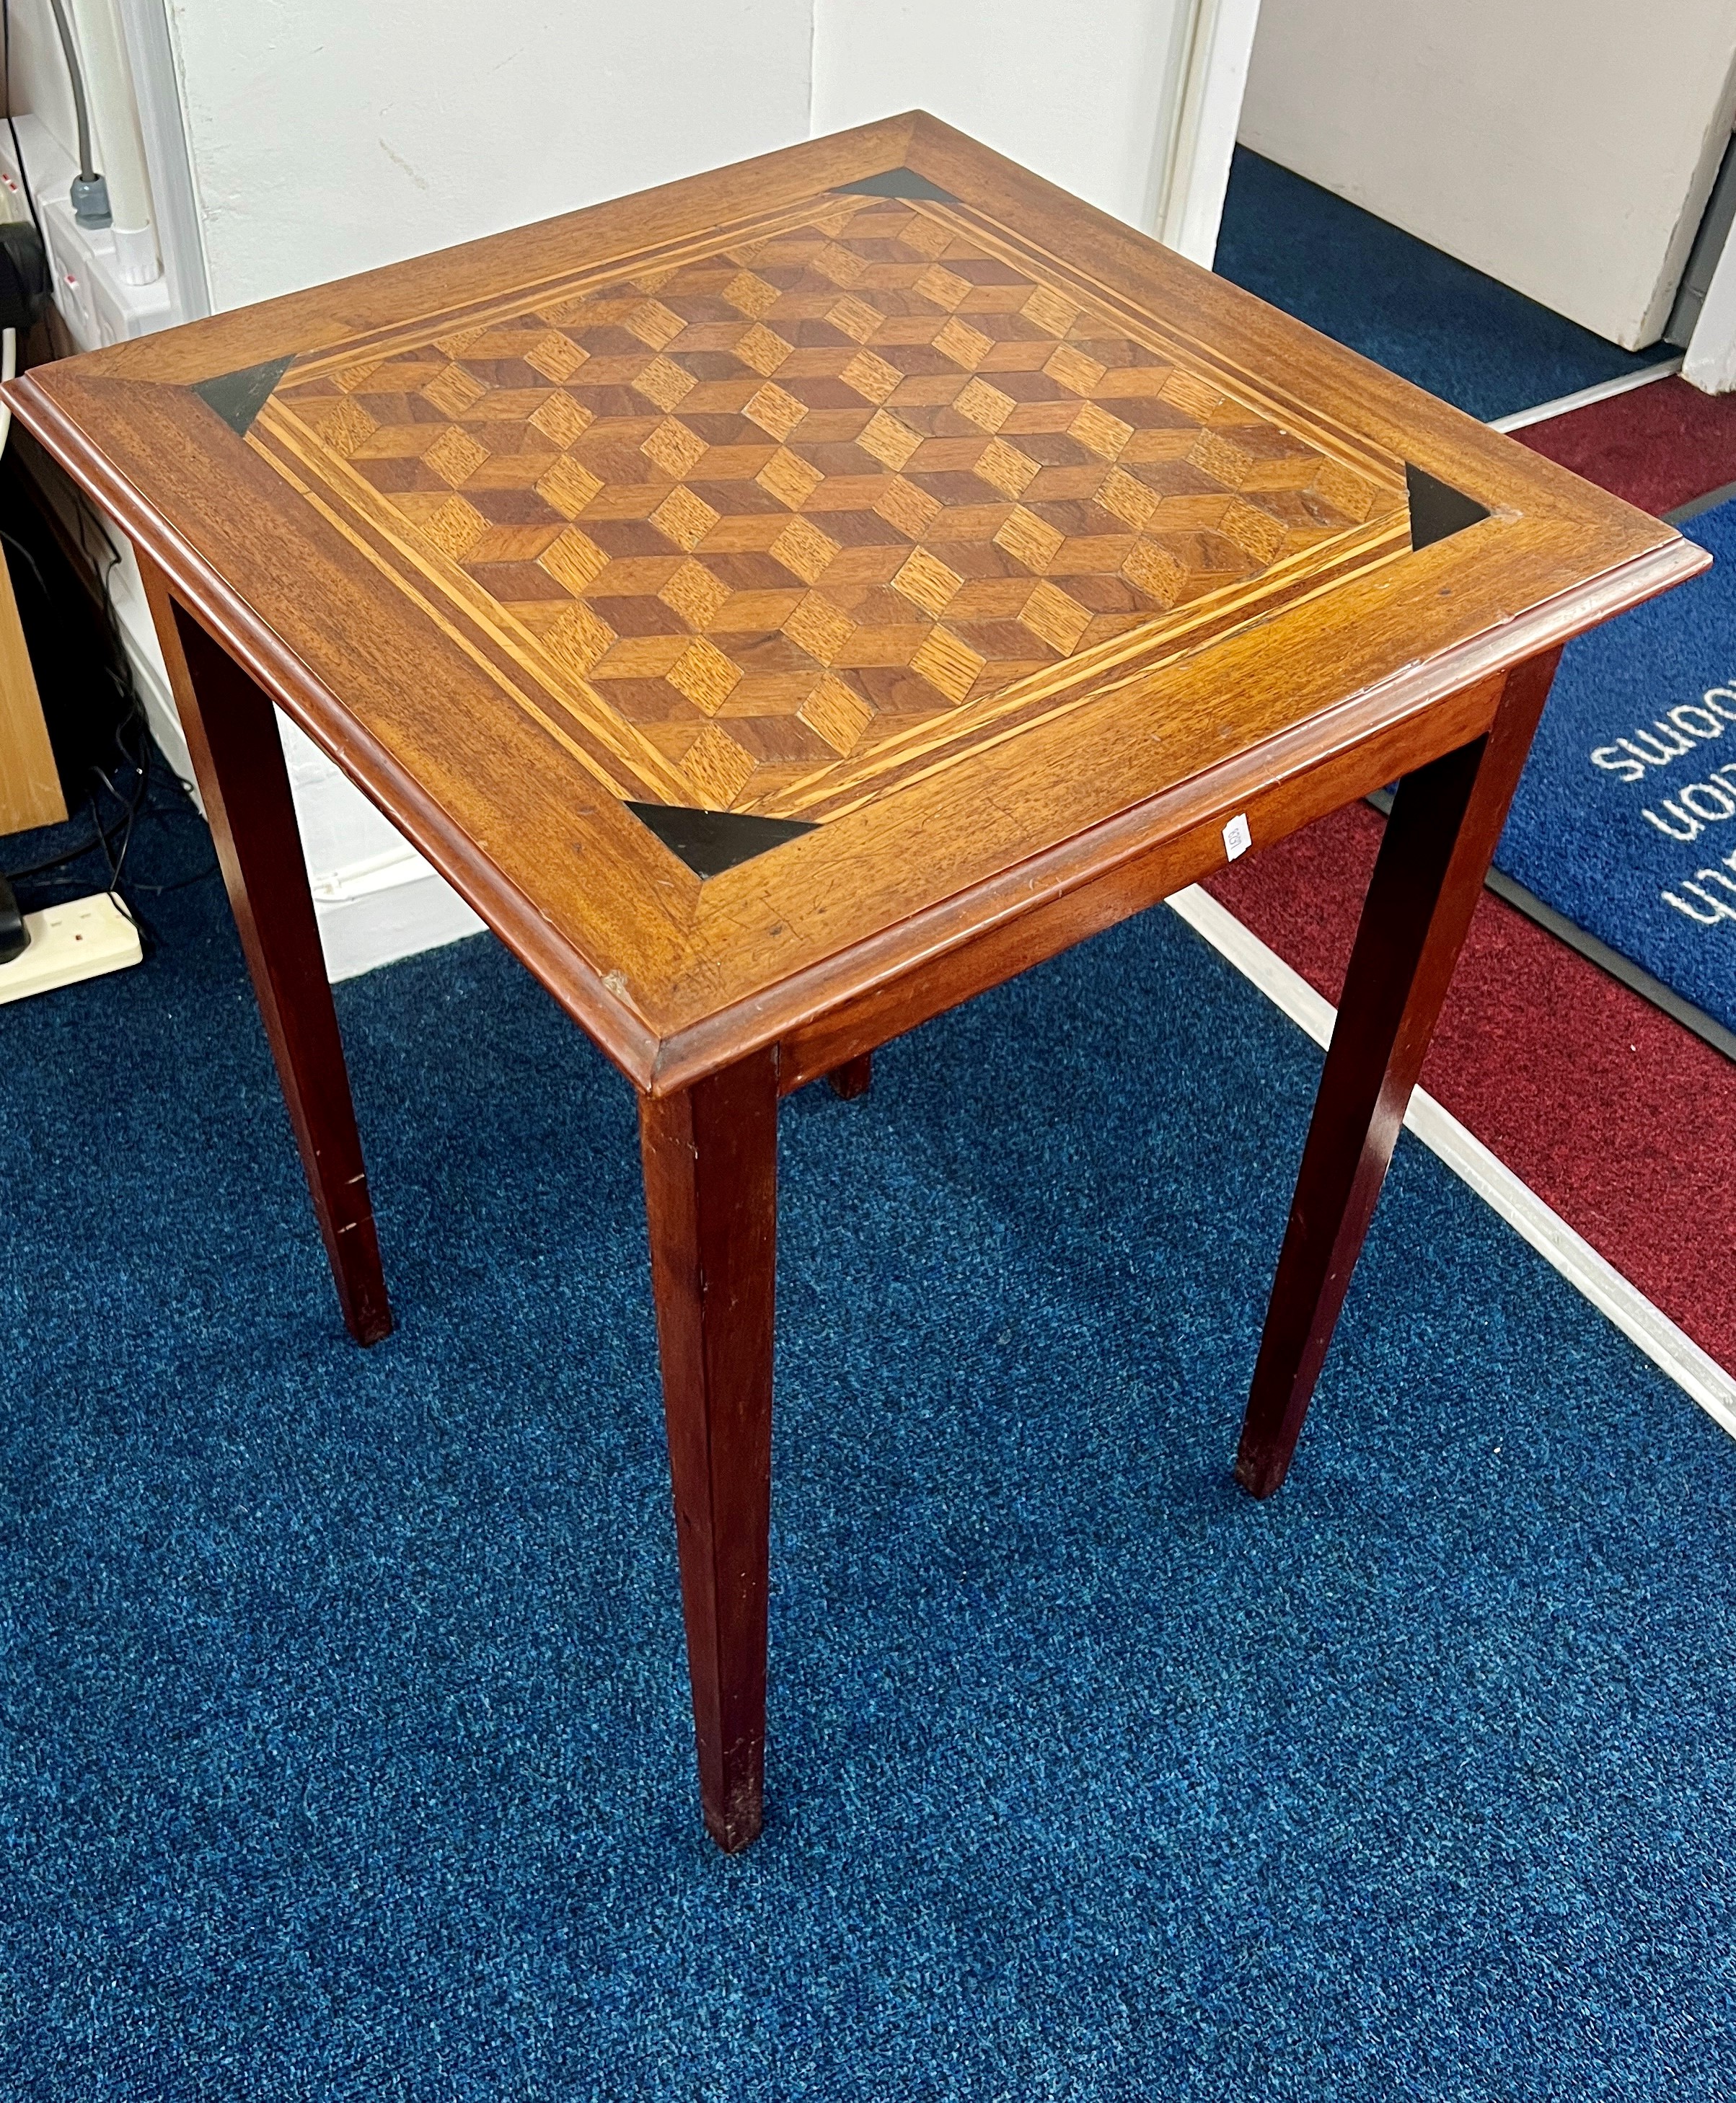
[1235,649,1561,1498]
[827,1053,873,1100]
[141,563,392,1346]
[640,1047,779,1851]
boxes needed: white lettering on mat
[1590,684,1736,782]
[1662,845,1736,926]
[1640,761,1736,840]
[1574,679,1736,935]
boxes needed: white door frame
[1686,203,1736,392]
[1152,0,1263,265]
[115,0,210,320]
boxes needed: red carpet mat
[1194,366,1736,1377]
[1512,375,1736,516]
[1204,803,1736,1372]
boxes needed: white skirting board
[273,718,485,979]
[308,844,485,982]
[1165,883,1736,1438]
[1486,355,1683,433]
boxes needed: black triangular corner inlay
[832,167,959,203]
[625,803,819,879]
[190,354,296,437]
[1406,462,1490,551]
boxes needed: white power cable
[0,324,16,457]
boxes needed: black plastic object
[1406,462,1489,550]
[625,802,818,879]
[833,168,959,203]
[0,223,50,334]
[0,877,27,966]
[191,354,296,438]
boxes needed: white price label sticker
[1222,812,1252,861]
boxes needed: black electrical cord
[0,521,44,597]
[2,826,119,882]
[3,810,128,881]
[64,486,218,899]
[1,484,217,904]
[4,718,148,884]
[3,702,213,900]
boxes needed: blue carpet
[4,811,1736,2099]
[1497,498,1736,1034]
[1214,149,1663,422]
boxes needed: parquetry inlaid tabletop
[8,111,1697,1098]
[9,111,1709,1856]
[252,188,1406,827]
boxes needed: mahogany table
[9,115,1704,1853]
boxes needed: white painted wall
[2,0,83,169]
[162,0,814,309]
[811,0,1261,267]
[1241,0,1736,350]
[811,0,1193,236]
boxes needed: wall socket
[0,892,142,1004]
[0,114,177,350]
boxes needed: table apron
[775,673,1505,1096]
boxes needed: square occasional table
[11,115,1703,1851]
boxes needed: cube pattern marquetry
[254,190,1409,821]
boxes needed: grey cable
[43,0,108,225]
[43,0,94,179]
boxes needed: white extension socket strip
[0,892,141,1005]
[0,115,176,350]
